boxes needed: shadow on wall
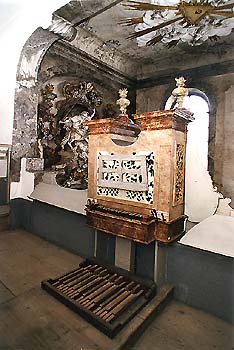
[166,242,234,324]
[10,198,95,259]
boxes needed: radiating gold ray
[122,1,234,46]
[208,10,234,17]
[146,34,163,46]
[213,3,234,10]
[179,18,188,26]
[122,1,177,11]
[119,17,143,26]
[127,16,183,39]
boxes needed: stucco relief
[37,81,103,189]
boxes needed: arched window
[183,93,219,222]
[165,90,219,223]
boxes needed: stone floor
[0,229,233,350]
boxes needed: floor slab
[0,281,14,304]
[132,300,234,350]
[0,229,233,350]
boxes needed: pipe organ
[85,107,193,244]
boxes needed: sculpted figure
[60,110,94,156]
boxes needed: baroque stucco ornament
[48,17,77,41]
[122,0,234,46]
[38,81,102,189]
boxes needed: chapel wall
[136,72,234,198]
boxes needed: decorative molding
[16,29,58,86]
[49,41,137,87]
[134,109,193,132]
[137,59,234,89]
[85,116,141,136]
[85,118,113,135]
[53,0,123,26]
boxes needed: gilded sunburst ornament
[121,0,234,46]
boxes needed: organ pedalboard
[41,258,156,338]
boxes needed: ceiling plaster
[53,0,234,79]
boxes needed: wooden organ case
[85,108,193,244]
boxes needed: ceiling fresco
[51,0,234,78]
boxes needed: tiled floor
[0,229,233,350]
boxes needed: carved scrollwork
[173,144,185,205]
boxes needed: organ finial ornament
[172,77,188,108]
[116,88,130,115]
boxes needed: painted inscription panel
[97,152,154,204]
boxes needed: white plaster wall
[0,0,69,144]
[0,0,68,197]
[223,85,234,197]
[28,170,87,215]
[10,158,34,200]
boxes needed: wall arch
[188,86,216,181]
[183,93,219,221]
[163,81,216,182]
[11,27,59,181]
[164,86,220,222]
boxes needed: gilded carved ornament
[122,0,234,46]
